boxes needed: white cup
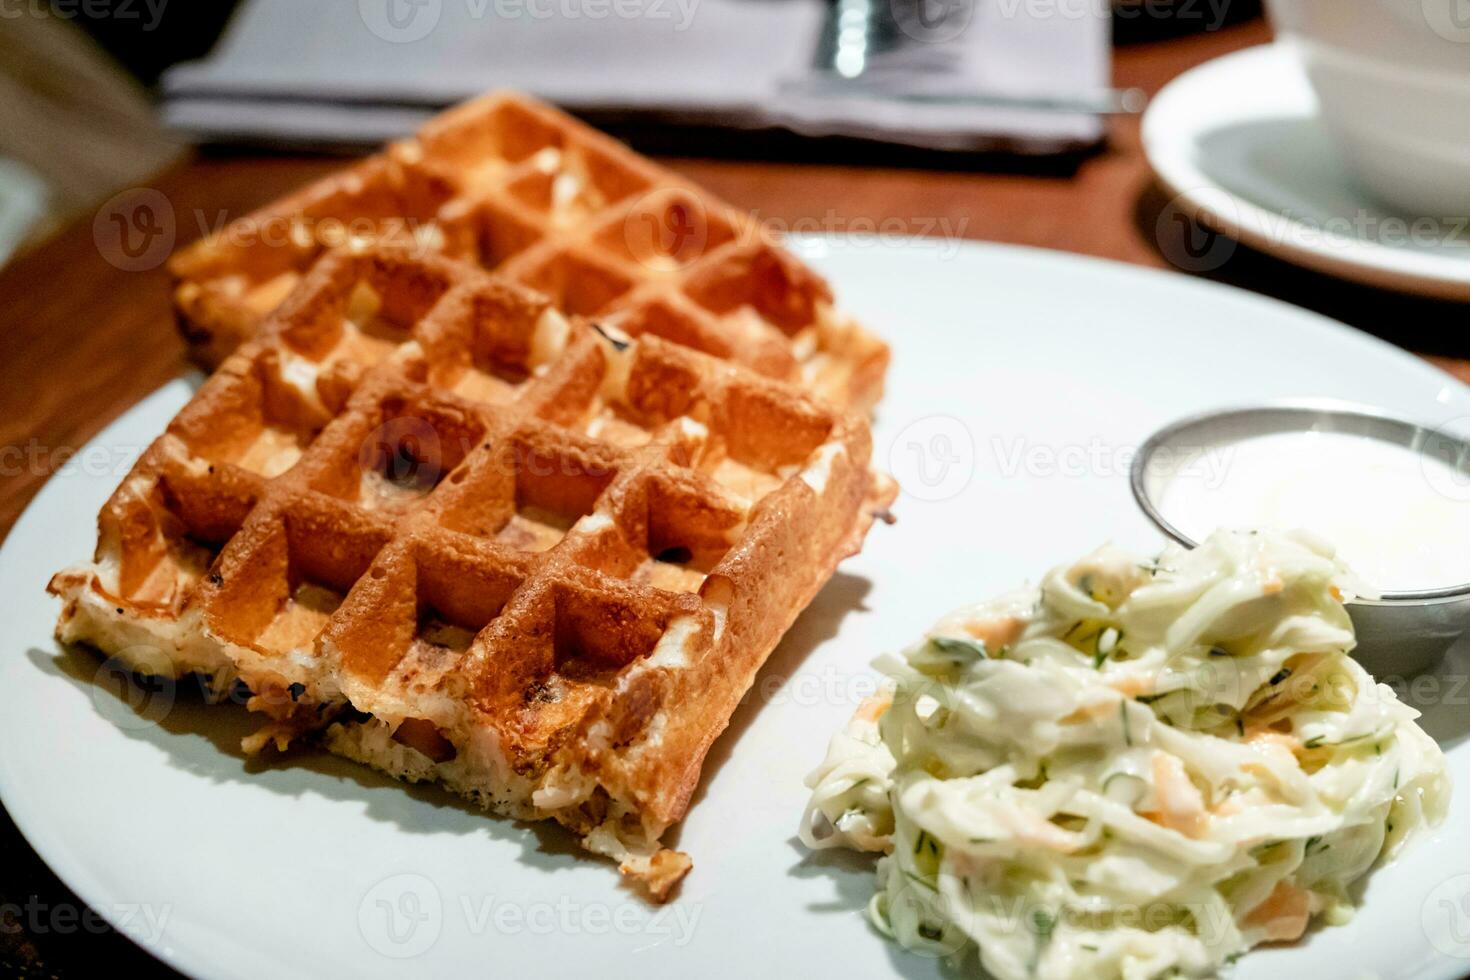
[1264,0,1470,217]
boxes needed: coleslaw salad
[801,529,1449,979]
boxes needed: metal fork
[792,0,1145,115]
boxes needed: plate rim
[1141,42,1470,302]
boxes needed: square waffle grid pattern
[170,91,889,411]
[52,246,893,898]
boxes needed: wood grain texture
[1,18,1467,976]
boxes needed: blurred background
[0,0,1264,266]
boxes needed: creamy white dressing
[1154,430,1470,592]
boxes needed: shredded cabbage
[800,529,1449,980]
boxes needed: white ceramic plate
[1142,43,1470,301]
[4,239,1470,980]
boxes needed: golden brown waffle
[52,245,895,899]
[171,91,889,411]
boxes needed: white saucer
[1143,43,1470,301]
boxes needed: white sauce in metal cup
[1154,430,1470,593]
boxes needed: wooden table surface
[3,15,1468,977]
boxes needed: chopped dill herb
[913,830,941,858]
[929,636,988,661]
[904,871,937,891]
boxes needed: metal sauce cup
[1131,399,1470,678]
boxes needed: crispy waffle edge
[167,90,890,413]
[49,245,897,901]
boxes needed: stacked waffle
[171,91,889,412]
[53,238,892,901]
